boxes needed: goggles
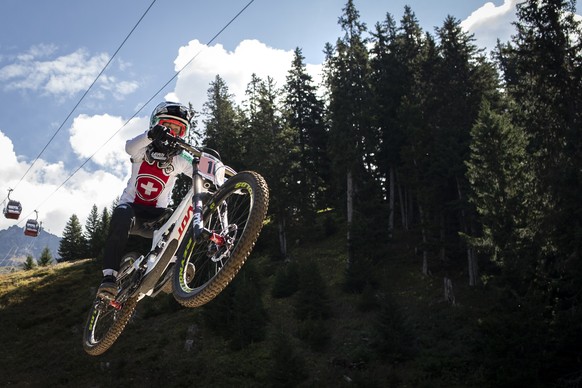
[158,118,187,138]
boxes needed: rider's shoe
[97,275,118,299]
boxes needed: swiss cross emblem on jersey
[133,159,172,205]
[135,174,165,202]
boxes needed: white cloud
[171,39,322,112]
[461,0,519,51]
[461,1,582,52]
[0,39,326,237]
[68,113,145,176]
[0,130,28,181]
[0,128,126,237]
[99,75,140,99]
[0,47,138,98]
[16,43,58,62]
[462,0,516,31]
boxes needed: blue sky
[1,0,580,236]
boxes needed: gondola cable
[1,0,159,206]
[12,0,255,228]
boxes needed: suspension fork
[192,159,219,242]
[191,160,225,247]
[192,159,206,240]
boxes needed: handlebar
[172,136,237,178]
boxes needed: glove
[147,124,170,141]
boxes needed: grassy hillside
[0,226,513,387]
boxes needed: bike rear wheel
[172,171,269,307]
[83,254,139,356]
[82,295,138,356]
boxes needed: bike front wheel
[172,171,269,307]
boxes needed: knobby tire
[82,296,138,356]
[83,254,139,356]
[172,171,269,307]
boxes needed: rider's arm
[125,131,152,155]
[176,151,194,176]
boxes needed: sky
[0,0,580,238]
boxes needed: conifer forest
[53,0,582,385]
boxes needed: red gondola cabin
[3,189,22,220]
[4,200,22,219]
[24,210,41,237]
[24,219,40,237]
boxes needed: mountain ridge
[0,225,61,267]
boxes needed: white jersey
[118,131,193,208]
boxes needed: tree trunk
[418,203,429,275]
[388,166,395,238]
[439,212,446,263]
[346,169,354,268]
[278,217,287,259]
[456,177,479,286]
[408,189,414,228]
[467,246,478,286]
[444,277,456,305]
[398,183,407,230]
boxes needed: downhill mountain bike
[82,137,269,356]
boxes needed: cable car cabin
[24,220,40,237]
[4,200,22,220]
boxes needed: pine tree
[271,260,299,299]
[201,282,235,338]
[370,12,404,235]
[373,292,415,362]
[58,214,88,261]
[294,260,331,320]
[267,327,307,387]
[201,264,267,350]
[431,16,500,283]
[37,247,53,266]
[229,266,267,350]
[466,101,536,284]
[392,7,436,274]
[283,47,329,218]
[84,204,101,258]
[496,0,582,263]
[470,1,582,381]
[241,74,282,170]
[22,255,36,270]
[294,260,331,350]
[240,74,297,258]
[91,207,111,260]
[202,75,245,170]
[324,0,372,267]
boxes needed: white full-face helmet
[149,101,192,139]
[148,101,192,158]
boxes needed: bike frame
[117,142,236,303]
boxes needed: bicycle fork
[191,164,228,253]
[192,167,206,240]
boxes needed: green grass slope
[0,228,506,388]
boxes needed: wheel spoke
[172,171,269,308]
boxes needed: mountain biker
[97,101,194,299]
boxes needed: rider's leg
[98,203,136,298]
[103,203,136,273]
[98,203,167,298]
